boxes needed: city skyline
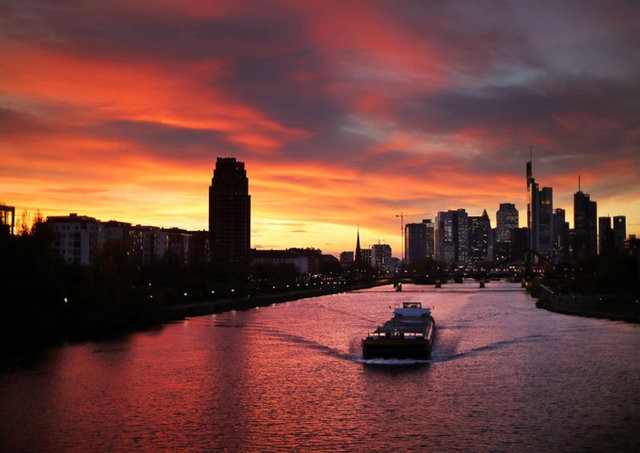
[2,1,639,257]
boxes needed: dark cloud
[3,0,639,243]
[84,120,241,160]
[0,108,46,135]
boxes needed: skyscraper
[613,216,626,253]
[435,209,468,268]
[405,219,434,263]
[209,157,251,263]
[573,188,597,257]
[553,208,570,261]
[496,203,518,261]
[371,243,392,270]
[599,217,614,255]
[468,210,491,263]
[526,158,553,258]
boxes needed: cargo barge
[362,302,435,359]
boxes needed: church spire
[355,226,362,263]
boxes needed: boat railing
[366,331,426,340]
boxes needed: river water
[1,280,639,452]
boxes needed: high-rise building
[496,203,518,243]
[405,219,434,263]
[495,203,518,261]
[553,208,570,261]
[435,209,468,268]
[539,187,554,257]
[613,216,626,253]
[598,217,615,255]
[209,157,251,263]
[573,189,597,257]
[371,243,392,270]
[468,210,491,263]
[526,159,553,258]
[511,228,529,264]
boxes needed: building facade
[0,205,15,237]
[435,209,468,268]
[209,157,251,264]
[371,243,392,270]
[468,210,492,264]
[613,216,626,253]
[573,189,597,257]
[405,219,434,264]
[553,208,570,261]
[47,214,104,265]
[495,203,518,262]
[526,160,554,258]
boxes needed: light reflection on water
[1,280,639,451]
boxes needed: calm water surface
[1,281,639,452]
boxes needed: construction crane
[395,213,406,263]
[396,212,432,263]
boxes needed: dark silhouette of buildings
[0,205,15,236]
[469,209,492,263]
[599,217,615,255]
[405,219,434,264]
[355,228,362,263]
[435,209,469,268]
[526,159,553,258]
[209,157,251,264]
[495,203,518,262]
[553,208,570,261]
[573,186,597,257]
[613,216,626,253]
[599,215,627,255]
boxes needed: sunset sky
[2,0,639,257]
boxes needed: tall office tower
[538,187,554,257]
[526,159,553,257]
[371,243,392,270]
[613,216,626,253]
[598,217,615,255]
[209,157,251,263]
[435,209,468,268]
[405,219,434,263]
[511,228,529,264]
[468,210,491,263]
[553,208,570,261]
[526,159,538,252]
[573,188,597,257]
[495,203,518,261]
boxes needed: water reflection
[1,281,639,451]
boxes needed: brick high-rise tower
[209,157,250,263]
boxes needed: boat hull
[361,337,433,360]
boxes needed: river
[1,280,639,452]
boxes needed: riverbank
[160,280,389,320]
[1,280,390,355]
[531,283,640,323]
